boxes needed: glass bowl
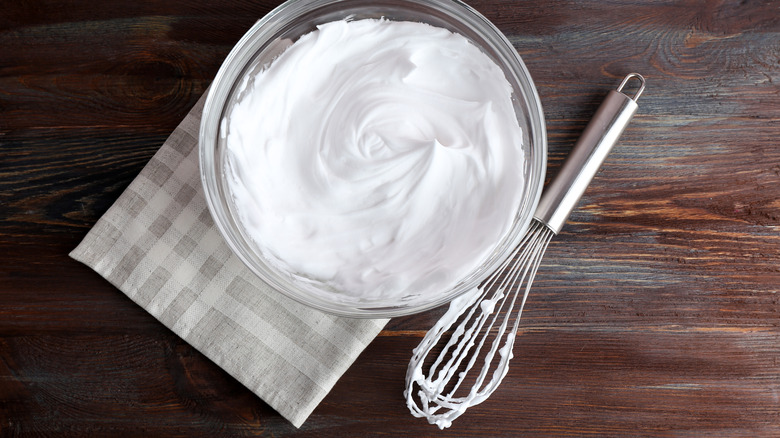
[199,0,547,318]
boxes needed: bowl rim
[199,0,547,318]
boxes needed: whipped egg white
[223,19,525,302]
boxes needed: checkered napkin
[70,91,388,427]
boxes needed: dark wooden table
[3,0,779,436]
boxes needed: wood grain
[2,0,779,436]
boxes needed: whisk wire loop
[406,220,554,428]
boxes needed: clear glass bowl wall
[199,0,547,317]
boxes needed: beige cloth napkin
[70,91,388,427]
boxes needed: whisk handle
[534,73,644,234]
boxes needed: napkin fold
[70,91,388,427]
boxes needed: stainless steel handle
[533,73,645,234]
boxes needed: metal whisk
[405,73,645,428]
